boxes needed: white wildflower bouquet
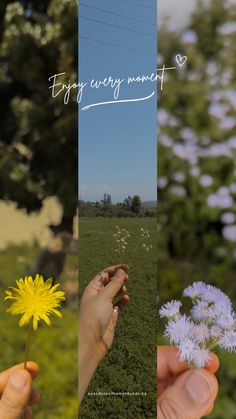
[160,282,236,368]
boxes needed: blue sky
[79,0,157,203]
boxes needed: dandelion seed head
[191,300,212,321]
[159,300,182,319]
[202,284,232,307]
[163,282,236,367]
[215,309,236,330]
[178,338,196,363]
[210,325,223,339]
[192,348,211,368]
[191,323,210,343]
[164,315,193,345]
[184,282,207,299]
[219,331,236,352]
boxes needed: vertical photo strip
[78,0,157,417]
[158,1,236,418]
[0,1,78,418]
[1,0,236,418]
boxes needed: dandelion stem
[24,319,33,369]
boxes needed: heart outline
[176,54,188,68]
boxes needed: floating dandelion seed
[160,282,236,367]
[5,274,65,368]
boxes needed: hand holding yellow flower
[5,274,65,368]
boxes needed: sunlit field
[0,244,78,419]
[79,217,156,419]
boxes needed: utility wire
[79,15,155,38]
[79,3,156,27]
[119,0,156,10]
[80,35,155,56]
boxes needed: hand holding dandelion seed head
[79,264,129,362]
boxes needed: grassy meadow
[79,217,157,419]
[0,243,78,419]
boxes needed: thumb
[0,369,32,419]
[102,269,127,300]
[102,307,119,350]
[158,369,218,419]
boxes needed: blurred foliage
[0,1,78,230]
[0,242,78,418]
[79,218,156,418]
[158,0,236,417]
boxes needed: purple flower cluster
[160,282,236,367]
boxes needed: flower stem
[24,319,33,369]
[207,339,220,352]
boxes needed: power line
[79,3,156,27]
[79,35,155,56]
[119,0,156,10]
[79,15,155,38]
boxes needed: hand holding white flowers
[160,282,236,367]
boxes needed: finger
[81,272,110,301]
[205,402,215,416]
[206,353,219,374]
[158,368,218,419]
[102,307,119,350]
[29,388,40,406]
[116,295,129,311]
[157,346,219,381]
[101,269,127,300]
[157,347,219,396]
[0,363,39,394]
[81,266,129,301]
[157,346,189,381]
[94,265,129,286]
[103,264,129,275]
[0,369,32,419]
[118,285,127,294]
[23,406,33,419]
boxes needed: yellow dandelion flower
[5,274,66,331]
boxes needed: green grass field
[0,243,78,419]
[79,217,157,419]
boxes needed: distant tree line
[79,193,156,217]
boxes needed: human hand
[79,264,129,404]
[157,346,219,419]
[79,264,129,363]
[0,362,40,419]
